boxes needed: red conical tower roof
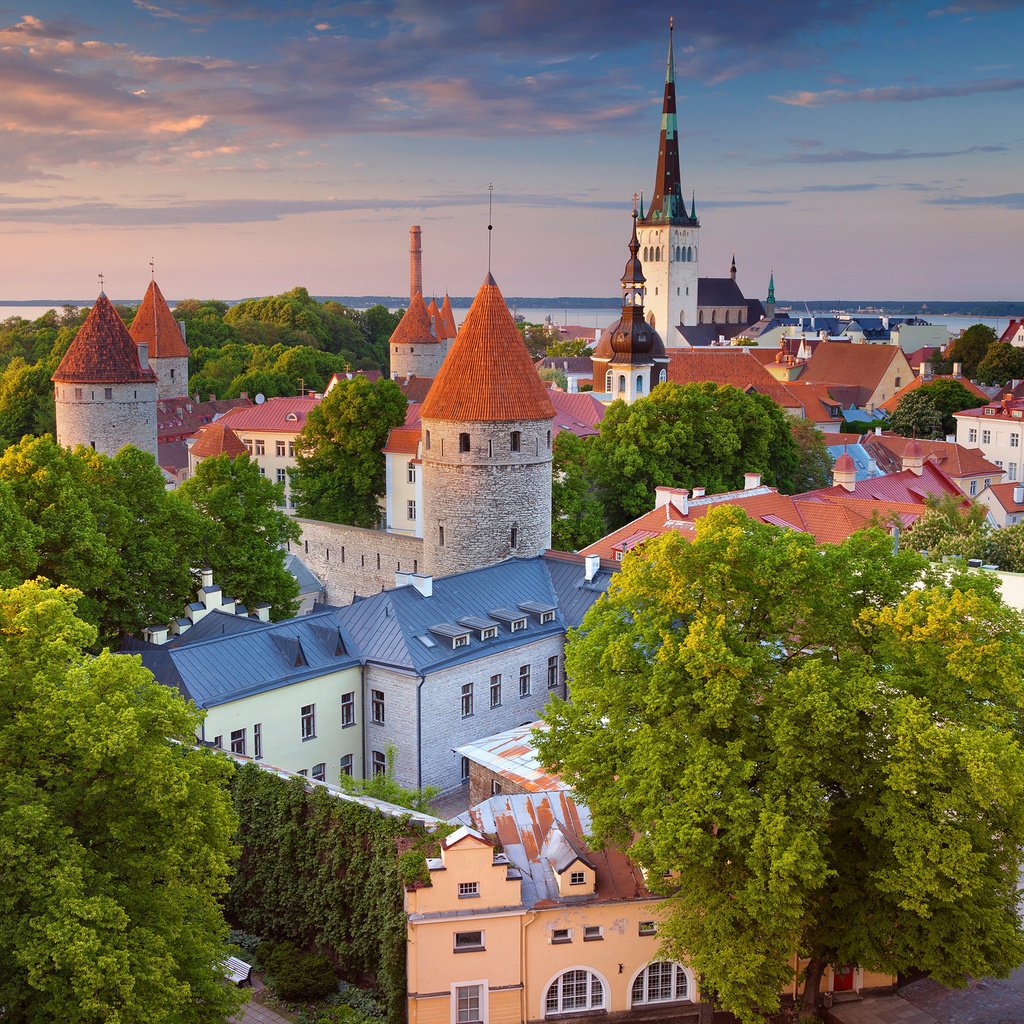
[190,421,248,459]
[441,293,457,338]
[129,279,189,358]
[426,297,446,340]
[421,274,555,423]
[52,293,158,384]
[389,293,439,347]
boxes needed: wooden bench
[224,956,253,986]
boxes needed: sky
[1,0,1023,302]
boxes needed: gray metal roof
[285,552,326,597]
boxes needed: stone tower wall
[150,355,189,400]
[637,222,699,337]
[54,380,158,459]
[420,417,552,578]
[390,342,444,381]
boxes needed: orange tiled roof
[398,375,434,403]
[217,396,318,433]
[190,421,248,458]
[877,373,989,415]
[779,380,844,423]
[983,480,1024,513]
[52,292,158,384]
[384,426,422,456]
[426,297,447,340]
[802,342,908,402]
[128,279,190,359]
[440,293,457,338]
[389,293,439,347]
[666,349,803,410]
[420,273,556,423]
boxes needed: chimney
[920,359,932,378]
[177,319,187,342]
[253,602,271,622]
[395,570,413,589]
[874,426,882,435]
[953,361,963,378]
[201,568,214,588]
[744,472,762,491]
[668,492,688,517]
[692,486,706,498]
[143,624,169,645]
[137,342,149,369]
[1015,484,1024,505]
[410,573,433,598]
[410,225,423,302]
[240,391,249,401]
[584,554,600,582]
[654,487,676,509]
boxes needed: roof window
[285,412,298,421]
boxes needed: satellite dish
[254,393,266,405]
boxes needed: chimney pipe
[137,342,149,369]
[953,361,963,378]
[744,472,762,491]
[1015,484,1024,505]
[584,554,600,582]
[691,486,705,499]
[410,573,433,598]
[410,225,423,303]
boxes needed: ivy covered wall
[227,763,431,1024]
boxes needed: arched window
[617,374,626,394]
[656,246,661,261]
[631,963,691,1006]
[725,310,731,324]
[698,311,704,324]
[711,310,717,324]
[643,246,649,261]
[425,429,431,450]
[687,246,693,261]
[459,432,470,453]
[659,368,667,384]
[545,969,605,1016]
[675,245,681,260]
[605,369,614,393]
[636,375,644,394]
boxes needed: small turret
[833,451,856,492]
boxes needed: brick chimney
[410,225,423,303]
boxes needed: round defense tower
[420,273,555,578]
[129,278,190,399]
[52,292,159,459]
[388,292,444,381]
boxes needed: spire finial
[632,192,639,214]
[487,182,494,273]
[98,271,105,295]
[149,257,155,282]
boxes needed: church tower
[52,292,159,459]
[592,207,668,403]
[420,273,555,577]
[129,278,190,399]
[637,19,699,341]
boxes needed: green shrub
[229,929,262,958]
[260,941,338,1002]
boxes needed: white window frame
[541,968,607,1018]
[628,962,694,1007]
[451,981,488,1024]
[340,753,353,777]
[407,461,417,483]
[453,930,485,952]
[312,762,326,782]
[519,664,531,698]
[407,499,417,521]
[253,722,262,759]
[371,749,386,776]
[276,440,286,456]
[458,881,479,899]
[300,703,316,740]
[371,689,385,725]
[489,674,501,708]
[969,428,978,443]
[461,682,474,718]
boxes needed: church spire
[766,268,776,318]
[642,18,693,226]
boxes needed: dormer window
[570,870,586,886]
[285,412,298,422]
[454,635,469,648]
[482,627,497,640]
[540,611,555,624]
[510,618,526,631]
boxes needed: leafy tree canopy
[538,508,1024,1022]
[545,336,592,357]
[551,432,605,551]
[289,375,407,528]
[891,379,984,438]
[0,579,242,1023]
[788,418,834,492]
[936,323,998,377]
[976,342,1024,388]
[889,391,945,439]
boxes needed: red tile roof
[384,426,422,456]
[128,280,189,359]
[190,421,248,458]
[217,396,318,433]
[983,480,1024,513]
[426,297,448,340]
[877,373,988,415]
[666,349,803,411]
[548,390,607,438]
[397,375,434,403]
[157,396,252,442]
[389,292,439,347]
[999,319,1024,344]
[52,292,158,384]
[779,380,845,424]
[863,433,1002,482]
[802,342,909,404]
[420,273,555,423]
[440,294,457,339]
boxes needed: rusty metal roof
[455,721,564,794]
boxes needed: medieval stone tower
[389,292,446,380]
[128,278,190,399]
[52,292,159,459]
[637,20,700,338]
[420,273,555,577]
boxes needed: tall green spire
[767,269,776,305]
[690,191,696,220]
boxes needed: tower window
[104,388,112,400]
[547,429,551,449]
[510,525,518,549]
[636,375,644,394]
[74,388,83,400]
[459,432,470,453]
[439,524,445,546]
[510,430,521,452]
[618,375,626,394]
[425,430,431,450]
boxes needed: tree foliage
[788,418,833,491]
[289,376,407,527]
[0,579,242,1023]
[538,508,1024,1022]
[891,379,982,438]
[177,453,301,619]
[550,432,605,551]
[589,382,800,529]
[935,323,998,377]
[975,342,1024,388]
[545,336,592,357]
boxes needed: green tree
[976,342,1024,387]
[551,432,605,551]
[289,376,407,528]
[335,745,438,813]
[537,508,1024,1022]
[545,337,592,357]
[894,379,983,436]
[889,390,946,439]
[589,382,800,528]
[0,357,56,450]
[516,323,549,360]
[226,369,292,400]
[789,418,833,491]
[538,367,568,391]
[937,323,998,377]
[985,521,1024,572]
[0,579,243,1023]
[177,453,301,619]
[905,493,989,560]
[0,478,41,586]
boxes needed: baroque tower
[52,292,159,459]
[419,273,555,577]
[636,20,699,339]
[592,208,668,403]
[129,278,190,399]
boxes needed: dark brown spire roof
[190,421,248,459]
[129,279,190,358]
[389,292,440,347]
[52,293,159,384]
[420,274,555,423]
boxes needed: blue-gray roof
[825,441,884,481]
[285,553,325,597]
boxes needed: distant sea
[0,301,1013,339]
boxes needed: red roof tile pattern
[217,396,319,433]
[877,373,988,415]
[548,390,607,438]
[398,375,434,403]
[128,280,190,358]
[383,426,422,456]
[389,293,439,347]
[52,292,158,384]
[420,274,556,423]
[157,396,252,442]
[190,421,248,458]
[863,433,1002,483]
[440,294,457,339]
[779,380,845,424]
[983,480,1024,513]
[666,349,803,411]
[426,297,447,340]
[999,319,1024,344]
[802,342,909,405]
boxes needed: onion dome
[190,421,248,459]
[420,273,555,423]
[389,293,439,346]
[52,292,158,384]
[129,279,189,358]
[904,437,923,460]
[834,452,855,474]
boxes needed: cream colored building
[955,397,1024,483]
[382,423,423,537]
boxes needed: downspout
[521,909,537,1023]
[360,663,367,777]
[416,673,426,789]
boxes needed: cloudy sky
[2,1,1023,302]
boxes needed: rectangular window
[510,430,521,452]
[407,499,417,521]
[519,664,531,698]
[213,735,222,749]
[547,655,560,689]
[276,468,286,484]
[1013,435,1020,448]
[453,634,469,648]
[970,479,978,496]
[288,442,295,458]
[276,440,286,456]
[491,780,502,796]
[969,428,978,443]
[297,769,308,777]
[540,610,555,624]
[300,703,316,740]
[461,682,474,718]
[1012,463,1019,481]
[570,870,586,885]
[459,432,471,453]
[583,925,603,941]
[74,387,82,400]
[439,524,445,547]
[455,985,482,1024]
[371,689,385,725]
[341,691,355,727]
[458,881,479,899]
[551,928,572,944]
[407,461,416,483]
[253,722,262,759]
[983,429,992,444]
[371,749,386,776]
[453,931,484,952]
[461,755,470,783]
[489,674,501,708]
[255,439,265,455]
[482,626,497,640]
[312,762,326,782]
[230,728,246,755]
[340,753,353,777]
[639,921,657,936]
[104,387,113,400]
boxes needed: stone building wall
[389,342,444,381]
[54,380,158,459]
[420,417,552,578]
[293,518,424,604]
[467,761,529,806]
[150,355,189,400]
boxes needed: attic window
[510,618,526,632]
[570,870,586,885]
[454,635,470,648]
[416,634,437,649]
[482,627,497,640]
[286,412,298,421]
[986,408,995,415]
[540,611,555,624]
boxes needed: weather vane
[487,183,494,272]
[150,257,155,281]
[98,271,104,293]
